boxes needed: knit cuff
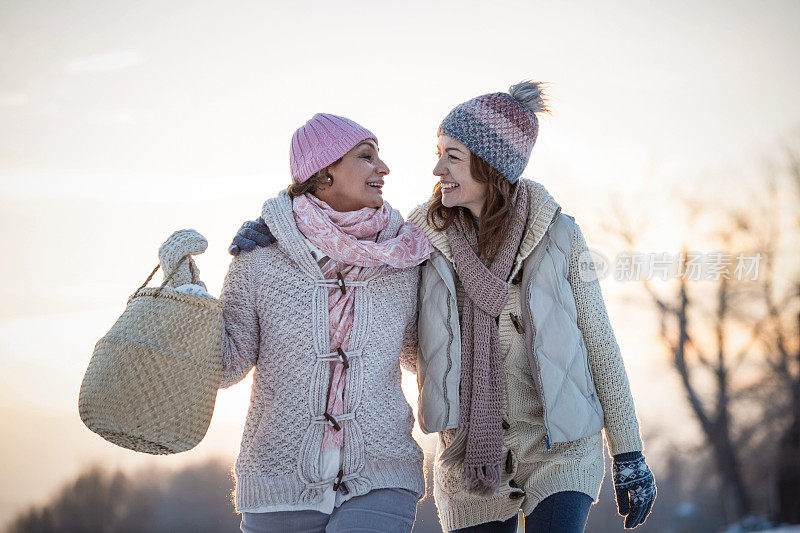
[235,474,307,511]
[613,451,643,462]
[604,426,644,457]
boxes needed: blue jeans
[449,491,593,533]
[239,488,418,533]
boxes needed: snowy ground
[722,525,800,532]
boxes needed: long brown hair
[427,153,518,263]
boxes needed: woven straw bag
[79,257,224,454]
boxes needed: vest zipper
[521,217,559,452]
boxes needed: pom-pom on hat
[438,80,549,184]
[290,113,377,183]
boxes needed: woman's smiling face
[317,139,389,212]
[433,135,488,218]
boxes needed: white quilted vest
[415,212,605,448]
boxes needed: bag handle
[134,255,195,297]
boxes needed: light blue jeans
[239,488,419,533]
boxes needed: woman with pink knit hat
[220,112,432,532]
[232,82,657,532]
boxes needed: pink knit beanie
[289,113,377,183]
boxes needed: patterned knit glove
[158,229,207,288]
[613,451,656,529]
[228,217,276,256]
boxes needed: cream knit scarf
[439,183,528,495]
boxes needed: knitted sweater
[407,179,643,530]
[219,190,425,513]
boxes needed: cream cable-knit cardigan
[219,190,425,512]
[407,179,644,531]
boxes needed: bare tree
[608,131,800,525]
[761,140,800,523]
[632,240,754,522]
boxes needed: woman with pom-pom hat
[404,81,656,532]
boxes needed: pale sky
[1,0,799,527]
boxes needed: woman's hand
[228,217,276,256]
[158,229,208,287]
[613,451,656,529]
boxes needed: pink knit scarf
[293,194,432,451]
[293,194,434,269]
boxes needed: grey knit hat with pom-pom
[439,80,549,184]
